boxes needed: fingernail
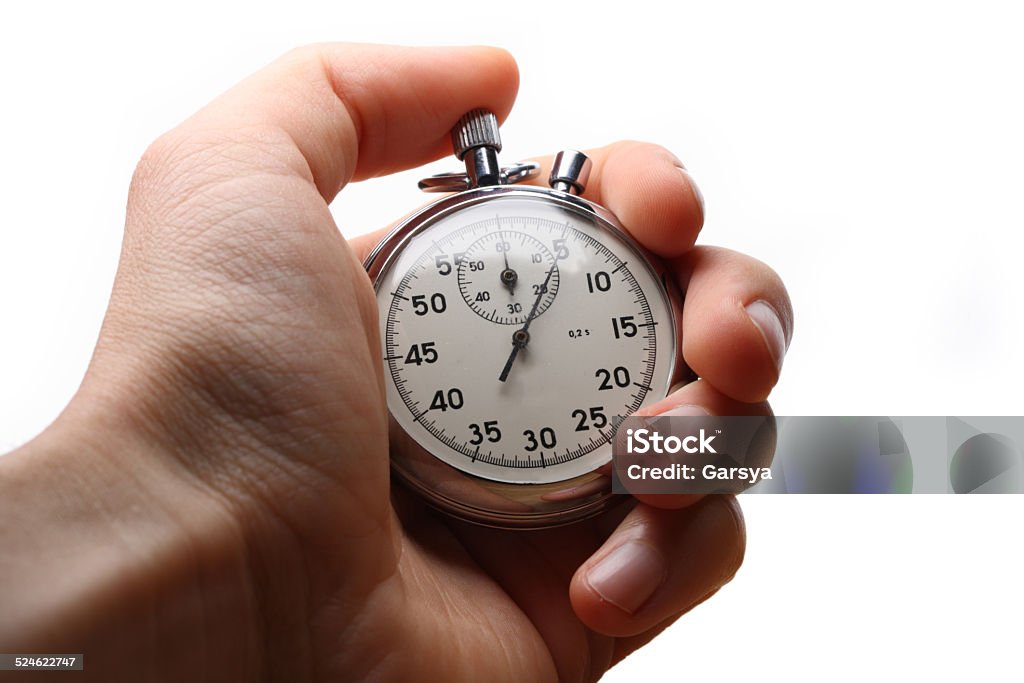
[586,541,667,614]
[679,167,705,223]
[658,404,710,417]
[745,300,787,372]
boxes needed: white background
[2,1,1022,680]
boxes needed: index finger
[522,141,705,258]
[349,140,705,262]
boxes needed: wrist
[0,394,264,679]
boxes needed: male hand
[0,44,792,681]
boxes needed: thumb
[79,44,518,591]
[165,42,519,200]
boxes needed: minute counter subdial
[457,228,559,325]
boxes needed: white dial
[374,191,676,485]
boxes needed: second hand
[498,257,558,383]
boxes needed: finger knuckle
[129,129,235,214]
[279,42,332,68]
[129,132,188,206]
[695,247,794,335]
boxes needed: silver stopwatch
[364,110,685,528]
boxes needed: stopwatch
[364,110,685,528]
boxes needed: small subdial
[457,229,560,325]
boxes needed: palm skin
[0,44,789,682]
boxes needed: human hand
[0,44,792,681]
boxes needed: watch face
[372,189,677,486]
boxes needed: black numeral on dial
[572,406,608,431]
[524,427,557,451]
[586,271,612,293]
[412,293,447,316]
[430,388,464,412]
[404,342,438,365]
[596,366,631,390]
[469,420,502,445]
[612,315,637,338]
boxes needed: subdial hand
[500,248,517,294]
